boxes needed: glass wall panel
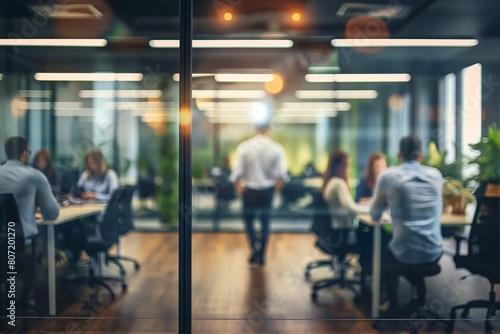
[1,1,179,332]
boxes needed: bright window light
[150,39,293,48]
[443,73,457,163]
[295,90,378,99]
[0,39,107,47]
[331,39,478,48]
[0,74,2,80]
[79,90,162,98]
[192,90,266,99]
[461,63,482,178]
[305,73,411,83]
[215,74,274,82]
[35,73,143,81]
[251,103,270,124]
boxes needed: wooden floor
[18,232,495,333]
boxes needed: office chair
[106,185,140,275]
[305,191,361,301]
[0,193,41,325]
[447,196,500,334]
[64,189,127,300]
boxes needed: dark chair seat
[400,261,441,283]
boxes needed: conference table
[37,203,106,316]
[357,206,474,319]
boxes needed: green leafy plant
[422,142,463,180]
[467,124,500,184]
[442,177,476,207]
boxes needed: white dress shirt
[229,134,289,190]
[77,169,119,202]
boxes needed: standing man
[370,136,443,313]
[0,136,59,243]
[230,123,289,265]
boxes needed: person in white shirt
[230,123,289,265]
[77,150,118,202]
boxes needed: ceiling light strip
[331,39,478,47]
[0,39,107,47]
[150,39,293,48]
[305,73,411,83]
[35,73,143,82]
[295,90,378,99]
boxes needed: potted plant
[467,124,500,197]
[442,177,476,214]
[422,142,463,180]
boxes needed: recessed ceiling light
[150,39,293,48]
[214,74,274,82]
[35,73,143,81]
[295,90,378,99]
[331,39,478,47]
[79,90,162,98]
[305,73,411,82]
[0,39,107,47]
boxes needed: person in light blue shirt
[77,150,118,202]
[370,136,443,311]
[0,137,60,243]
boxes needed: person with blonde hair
[77,150,118,201]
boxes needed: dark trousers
[243,187,274,258]
[381,248,439,308]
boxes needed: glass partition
[0,1,179,332]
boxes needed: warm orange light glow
[179,107,191,132]
[11,97,28,117]
[265,74,284,94]
[224,12,233,21]
[292,12,301,22]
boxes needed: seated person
[0,136,59,302]
[321,150,369,229]
[356,151,387,203]
[370,136,443,313]
[77,150,118,202]
[32,149,60,193]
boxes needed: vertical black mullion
[179,0,193,333]
[49,82,56,156]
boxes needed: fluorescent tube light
[173,73,214,81]
[305,73,411,83]
[0,74,2,80]
[79,90,162,98]
[281,102,351,111]
[197,101,261,110]
[214,74,274,82]
[0,39,107,47]
[150,39,293,48]
[295,90,378,99]
[193,90,266,99]
[35,73,143,81]
[331,39,478,48]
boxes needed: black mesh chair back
[118,185,135,236]
[310,191,352,256]
[457,196,500,281]
[97,188,124,250]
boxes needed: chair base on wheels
[305,259,333,280]
[63,256,128,300]
[447,286,500,333]
[107,255,141,276]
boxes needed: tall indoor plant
[467,124,500,197]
